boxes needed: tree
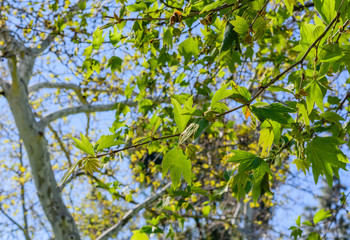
[0,0,349,240]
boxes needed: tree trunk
[2,54,81,240]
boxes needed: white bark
[3,70,81,240]
[4,85,81,240]
[0,24,82,239]
[39,95,208,127]
[39,101,134,127]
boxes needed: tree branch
[31,0,86,55]
[96,182,172,240]
[95,133,180,158]
[39,100,132,127]
[48,124,72,166]
[39,96,207,128]
[0,76,10,95]
[0,205,30,240]
[0,29,27,56]
[104,2,246,22]
[29,82,87,103]
[336,90,350,112]
[216,3,343,118]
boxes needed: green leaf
[54,15,66,32]
[220,22,240,53]
[251,103,295,124]
[321,111,344,128]
[92,28,105,50]
[253,160,272,182]
[228,150,257,163]
[202,205,211,216]
[313,0,336,24]
[252,16,267,40]
[284,0,295,15]
[179,38,199,63]
[306,232,321,240]
[290,226,303,240]
[193,119,209,142]
[296,215,301,226]
[96,134,124,151]
[232,85,251,103]
[306,137,347,186]
[84,157,100,174]
[83,46,93,57]
[200,0,225,13]
[82,58,100,78]
[230,16,249,35]
[109,26,122,46]
[131,230,149,240]
[127,2,148,12]
[306,81,325,113]
[300,23,317,51]
[252,180,261,203]
[229,150,263,172]
[211,82,234,108]
[107,56,123,73]
[313,209,332,224]
[258,127,274,157]
[233,172,249,187]
[171,97,192,132]
[162,147,192,188]
[292,159,310,175]
[59,159,83,186]
[297,101,310,126]
[163,28,173,48]
[319,44,345,62]
[302,220,314,226]
[262,120,281,145]
[71,133,95,156]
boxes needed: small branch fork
[96,182,172,240]
[216,1,345,118]
[66,3,347,240]
[104,1,247,22]
[79,0,347,163]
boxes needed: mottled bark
[0,29,81,239]
[5,84,81,240]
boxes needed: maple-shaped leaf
[306,81,325,114]
[162,147,192,188]
[171,96,194,132]
[292,159,310,175]
[71,133,95,156]
[228,150,261,172]
[313,209,331,224]
[258,127,274,157]
[251,103,296,124]
[306,137,348,187]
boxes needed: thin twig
[216,3,343,118]
[104,2,246,22]
[95,134,180,158]
[96,182,172,240]
[249,0,269,29]
[322,192,350,239]
[336,90,350,112]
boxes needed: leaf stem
[216,4,343,118]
